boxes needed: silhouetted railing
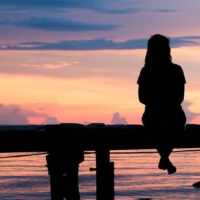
[0,123,199,200]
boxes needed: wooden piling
[96,147,114,200]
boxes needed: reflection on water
[0,150,200,199]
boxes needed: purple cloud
[43,117,59,124]
[0,104,59,125]
[111,112,127,124]
[0,104,28,125]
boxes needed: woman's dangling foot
[167,164,176,174]
[158,158,176,174]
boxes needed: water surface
[0,149,200,199]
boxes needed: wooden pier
[0,123,200,199]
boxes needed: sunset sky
[0,0,200,125]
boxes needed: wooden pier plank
[0,124,199,152]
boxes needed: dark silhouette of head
[145,34,172,66]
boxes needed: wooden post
[46,152,81,200]
[96,147,115,200]
[46,154,64,200]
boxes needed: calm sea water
[0,149,200,200]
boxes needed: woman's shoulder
[171,63,184,73]
[171,63,186,83]
[171,63,183,70]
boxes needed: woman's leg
[157,145,176,174]
[157,145,173,160]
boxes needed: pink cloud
[0,104,59,125]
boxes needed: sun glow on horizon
[0,46,199,124]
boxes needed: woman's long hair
[145,34,172,67]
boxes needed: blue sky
[0,0,200,46]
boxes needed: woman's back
[137,35,186,127]
[138,63,186,126]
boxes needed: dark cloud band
[1,36,200,50]
[0,17,119,31]
[0,0,139,14]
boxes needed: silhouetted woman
[137,34,186,174]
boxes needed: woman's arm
[138,83,149,105]
[174,83,185,105]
